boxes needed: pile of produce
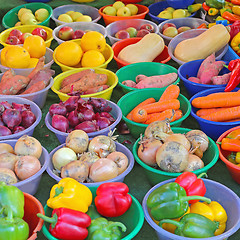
[58,10,92,23]
[51,130,129,182]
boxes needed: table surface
[0,0,240,239]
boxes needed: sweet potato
[122,80,137,88]
[28,56,45,79]
[188,77,201,83]
[1,69,15,83]
[136,74,147,83]
[20,81,46,95]
[61,69,94,89]
[197,53,215,79]
[135,73,178,89]
[83,85,109,94]
[59,72,108,93]
[212,72,231,85]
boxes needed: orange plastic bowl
[217,126,240,184]
[23,192,44,240]
[99,4,149,26]
[112,37,171,69]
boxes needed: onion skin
[165,134,191,151]
[184,154,204,172]
[107,151,129,175]
[64,96,79,112]
[0,168,17,184]
[0,143,14,154]
[13,126,25,134]
[79,151,99,167]
[49,103,67,117]
[21,110,36,129]
[2,109,22,129]
[0,126,11,136]
[0,153,18,171]
[52,115,69,133]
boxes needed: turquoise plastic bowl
[2,2,53,28]
[132,127,219,185]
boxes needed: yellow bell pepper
[231,32,240,54]
[232,5,240,16]
[208,8,219,16]
[47,177,92,213]
[215,16,230,23]
[208,22,216,28]
[235,152,240,163]
[190,201,227,235]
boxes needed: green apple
[117,7,131,17]
[103,6,117,16]
[163,26,178,37]
[58,14,73,23]
[126,27,138,37]
[157,11,172,19]
[76,15,92,22]
[165,7,175,13]
[70,12,83,21]
[172,9,186,18]
[126,4,138,15]
[113,1,125,11]
[35,8,49,22]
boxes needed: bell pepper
[208,22,217,28]
[0,206,29,240]
[220,8,232,16]
[227,128,240,139]
[188,3,202,13]
[47,177,92,213]
[227,20,240,40]
[197,23,208,29]
[175,172,207,204]
[95,182,132,217]
[205,0,225,9]
[146,182,211,221]
[208,7,219,15]
[232,0,240,5]
[227,152,237,163]
[190,201,227,235]
[222,11,240,22]
[232,5,240,15]
[159,213,218,238]
[218,137,240,151]
[224,58,240,91]
[203,2,211,11]
[86,205,101,220]
[0,181,24,219]
[87,217,126,240]
[37,207,91,240]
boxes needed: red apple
[72,29,85,39]
[115,30,130,39]
[58,26,74,41]
[9,29,22,39]
[140,24,154,33]
[5,36,21,45]
[177,26,192,34]
[136,29,150,37]
[162,23,177,33]
[20,33,32,44]
[32,27,48,41]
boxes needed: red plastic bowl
[217,126,240,184]
[99,4,149,26]
[116,0,142,3]
[112,37,171,69]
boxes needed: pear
[157,10,172,19]
[70,12,83,21]
[58,14,73,23]
[66,11,75,16]
[165,7,175,13]
[24,18,38,25]
[172,9,186,18]
[35,8,49,22]
[20,12,36,24]
[18,8,32,19]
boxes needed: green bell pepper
[86,205,101,220]
[146,182,211,221]
[206,0,225,9]
[0,182,24,219]
[159,213,218,238]
[0,206,29,240]
[87,217,127,240]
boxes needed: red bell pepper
[175,172,207,204]
[95,182,132,217]
[228,21,240,41]
[225,59,240,92]
[202,2,211,11]
[37,207,91,240]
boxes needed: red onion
[64,96,79,112]
[99,112,115,122]
[96,117,111,130]
[78,108,95,122]
[0,119,4,126]
[67,111,80,127]
[0,126,11,136]
[83,102,94,112]
[0,101,12,110]
[78,98,86,105]
[12,103,31,112]
[0,104,5,115]
[88,98,112,113]
[75,121,97,133]
[2,109,22,129]
[21,110,36,128]
[13,126,25,134]
[67,128,74,133]
[52,115,69,132]
[49,103,67,117]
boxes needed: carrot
[145,109,175,124]
[28,56,45,79]
[20,81,46,95]
[159,85,180,102]
[224,118,240,122]
[1,69,15,83]
[196,107,232,117]
[126,98,156,120]
[174,109,183,121]
[132,108,148,123]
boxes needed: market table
[0,0,240,239]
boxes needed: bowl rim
[132,127,219,176]
[2,2,53,29]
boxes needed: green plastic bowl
[133,127,219,186]
[117,88,191,138]
[116,62,180,94]
[41,192,144,240]
[2,2,53,29]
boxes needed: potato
[0,168,18,184]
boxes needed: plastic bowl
[51,67,118,102]
[53,40,113,72]
[53,22,106,45]
[166,0,194,9]
[47,141,134,193]
[0,74,54,109]
[23,192,44,240]
[158,18,208,45]
[142,178,240,240]
[51,4,101,26]
[45,98,122,143]
[168,29,229,66]
[217,126,240,184]
[116,0,142,3]
[148,1,197,25]
[117,88,191,138]
[2,2,53,29]
[0,96,42,141]
[99,4,149,26]
[0,25,53,48]
[178,59,230,97]
[0,139,49,195]
[133,127,219,185]
[190,87,240,141]
[112,37,171,69]
[116,62,180,94]
[0,47,54,77]
[106,19,159,45]
[42,193,144,240]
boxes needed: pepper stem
[37,213,58,228]
[181,195,211,204]
[107,222,127,233]
[159,219,181,228]
[54,186,64,197]
[197,172,207,179]
[0,206,13,222]
[223,64,228,69]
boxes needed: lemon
[81,50,105,67]
[28,58,39,68]
[81,31,106,52]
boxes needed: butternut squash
[174,24,230,63]
[118,33,165,64]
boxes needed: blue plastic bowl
[178,59,230,97]
[166,0,194,9]
[143,178,240,240]
[148,1,196,24]
[190,87,240,141]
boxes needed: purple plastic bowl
[44,98,122,144]
[0,96,42,141]
[47,141,134,192]
[0,74,54,109]
[1,139,50,195]
[142,178,240,240]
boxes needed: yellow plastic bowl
[0,25,53,48]
[52,67,118,101]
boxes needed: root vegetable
[67,110,80,127]
[188,77,201,83]
[136,74,147,83]
[0,126,11,136]
[0,143,14,154]
[122,80,137,88]
[184,154,204,172]
[64,96,79,112]
[77,108,95,122]
[107,151,128,175]
[75,121,98,133]
[52,115,69,132]
[12,103,31,112]
[212,73,231,85]
[96,117,111,130]
[0,168,17,184]
[49,103,67,117]
[0,153,18,170]
[79,152,99,167]
[165,134,191,151]
[13,126,25,134]
[197,53,215,79]
[21,110,36,129]
[2,109,22,129]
